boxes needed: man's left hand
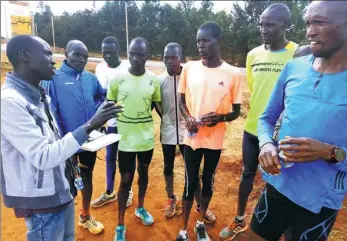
[278,137,334,163]
[200,112,224,127]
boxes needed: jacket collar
[165,65,183,79]
[60,60,83,75]
[4,72,46,105]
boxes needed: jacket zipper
[174,75,179,145]
[76,73,88,121]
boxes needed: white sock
[179,230,187,238]
[196,220,204,226]
[236,215,245,222]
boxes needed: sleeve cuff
[258,135,274,150]
[341,147,347,162]
[72,127,89,145]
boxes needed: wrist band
[259,142,274,150]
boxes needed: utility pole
[51,16,56,52]
[125,4,129,58]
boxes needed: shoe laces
[116,228,125,239]
[167,197,177,210]
[100,193,109,201]
[228,219,243,230]
[197,225,206,239]
[138,208,149,218]
[86,218,98,229]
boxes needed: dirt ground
[1,62,346,241]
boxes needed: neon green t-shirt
[244,41,298,136]
[107,71,161,152]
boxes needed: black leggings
[183,145,221,201]
[238,131,260,215]
[162,144,185,176]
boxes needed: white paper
[88,130,105,141]
[81,134,122,152]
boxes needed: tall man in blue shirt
[48,40,106,235]
[249,1,347,241]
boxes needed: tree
[34,0,309,66]
[199,0,214,20]
[135,1,162,56]
[35,2,53,44]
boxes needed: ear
[18,49,30,64]
[64,50,69,59]
[285,24,294,32]
[285,19,294,32]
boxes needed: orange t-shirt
[178,60,244,150]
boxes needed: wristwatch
[327,147,346,163]
[223,114,227,122]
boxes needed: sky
[28,1,239,15]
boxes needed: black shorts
[76,151,97,170]
[118,150,154,174]
[251,184,338,241]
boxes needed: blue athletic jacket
[42,61,105,137]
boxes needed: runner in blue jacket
[48,40,106,235]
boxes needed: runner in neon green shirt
[244,41,298,135]
[108,70,160,152]
[107,37,161,241]
[220,3,298,241]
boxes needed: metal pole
[35,24,38,36]
[31,11,35,35]
[125,4,129,59]
[4,5,10,38]
[51,16,56,52]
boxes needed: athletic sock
[81,209,90,220]
[235,215,245,222]
[179,230,188,238]
[196,220,204,226]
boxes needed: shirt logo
[218,81,224,86]
[149,80,153,86]
[65,82,74,85]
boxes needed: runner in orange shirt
[174,21,244,241]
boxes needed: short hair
[165,42,182,56]
[65,40,88,54]
[6,34,37,68]
[102,36,120,50]
[130,37,150,53]
[199,21,222,40]
[264,3,292,26]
